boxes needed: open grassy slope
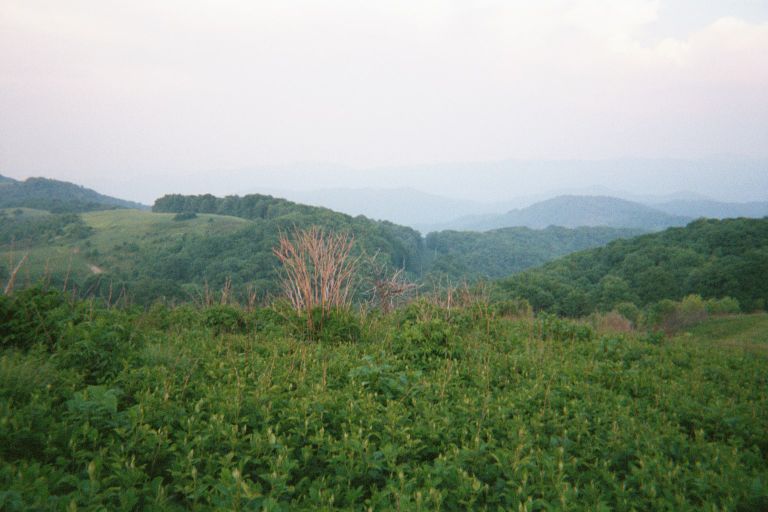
[673,313,768,356]
[0,207,51,218]
[82,209,250,252]
[0,210,252,290]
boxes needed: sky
[1,0,767,203]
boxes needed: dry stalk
[273,227,360,335]
[220,276,233,305]
[370,266,419,314]
[3,253,28,296]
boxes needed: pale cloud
[0,0,766,188]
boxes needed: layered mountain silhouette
[429,195,692,232]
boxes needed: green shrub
[203,305,247,335]
[705,296,740,315]
[313,307,363,343]
[646,294,721,333]
[614,301,641,326]
[55,314,142,384]
[534,313,594,342]
[173,211,197,221]
[0,288,77,350]
[492,298,533,319]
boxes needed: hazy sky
[1,1,767,202]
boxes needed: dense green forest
[425,226,644,279]
[153,193,424,273]
[0,175,146,213]
[498,218,768,315]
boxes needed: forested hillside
[153,193,424,271]
[0,175,147,212]
[498,218,768,315]
[424,226,643,278]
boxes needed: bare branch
[273,227,360,337]
[3,253,29,296]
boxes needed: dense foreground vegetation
[1,289,766,510]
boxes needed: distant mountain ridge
[430,195,691,232]
[650,199,768,219]
[251,187,524,229]
[0,175,148,212]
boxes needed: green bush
[172,211,197,221]
[55,313,142,384]
[534,313,595,342]
[313,307,363,344]
[614,301,641,326]
[0,288,77,350]
[645,294,736,333]
[705,296,741,315]
[203,305,247,335]
[492,297,532,318]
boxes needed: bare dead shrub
[366,254,419,313]
[592,310,634,335]
[273,227,360,335]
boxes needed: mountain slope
[0,176,148,212]
[437,195,691,231]
[497,218,768,315]
[424,226,644,279]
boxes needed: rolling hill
[1,186,648,304]
[1,193,426,304]
[497,217,768,315]
[423,225,644,279]
[0,175,148,212]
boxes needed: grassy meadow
[1,209,251,290]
